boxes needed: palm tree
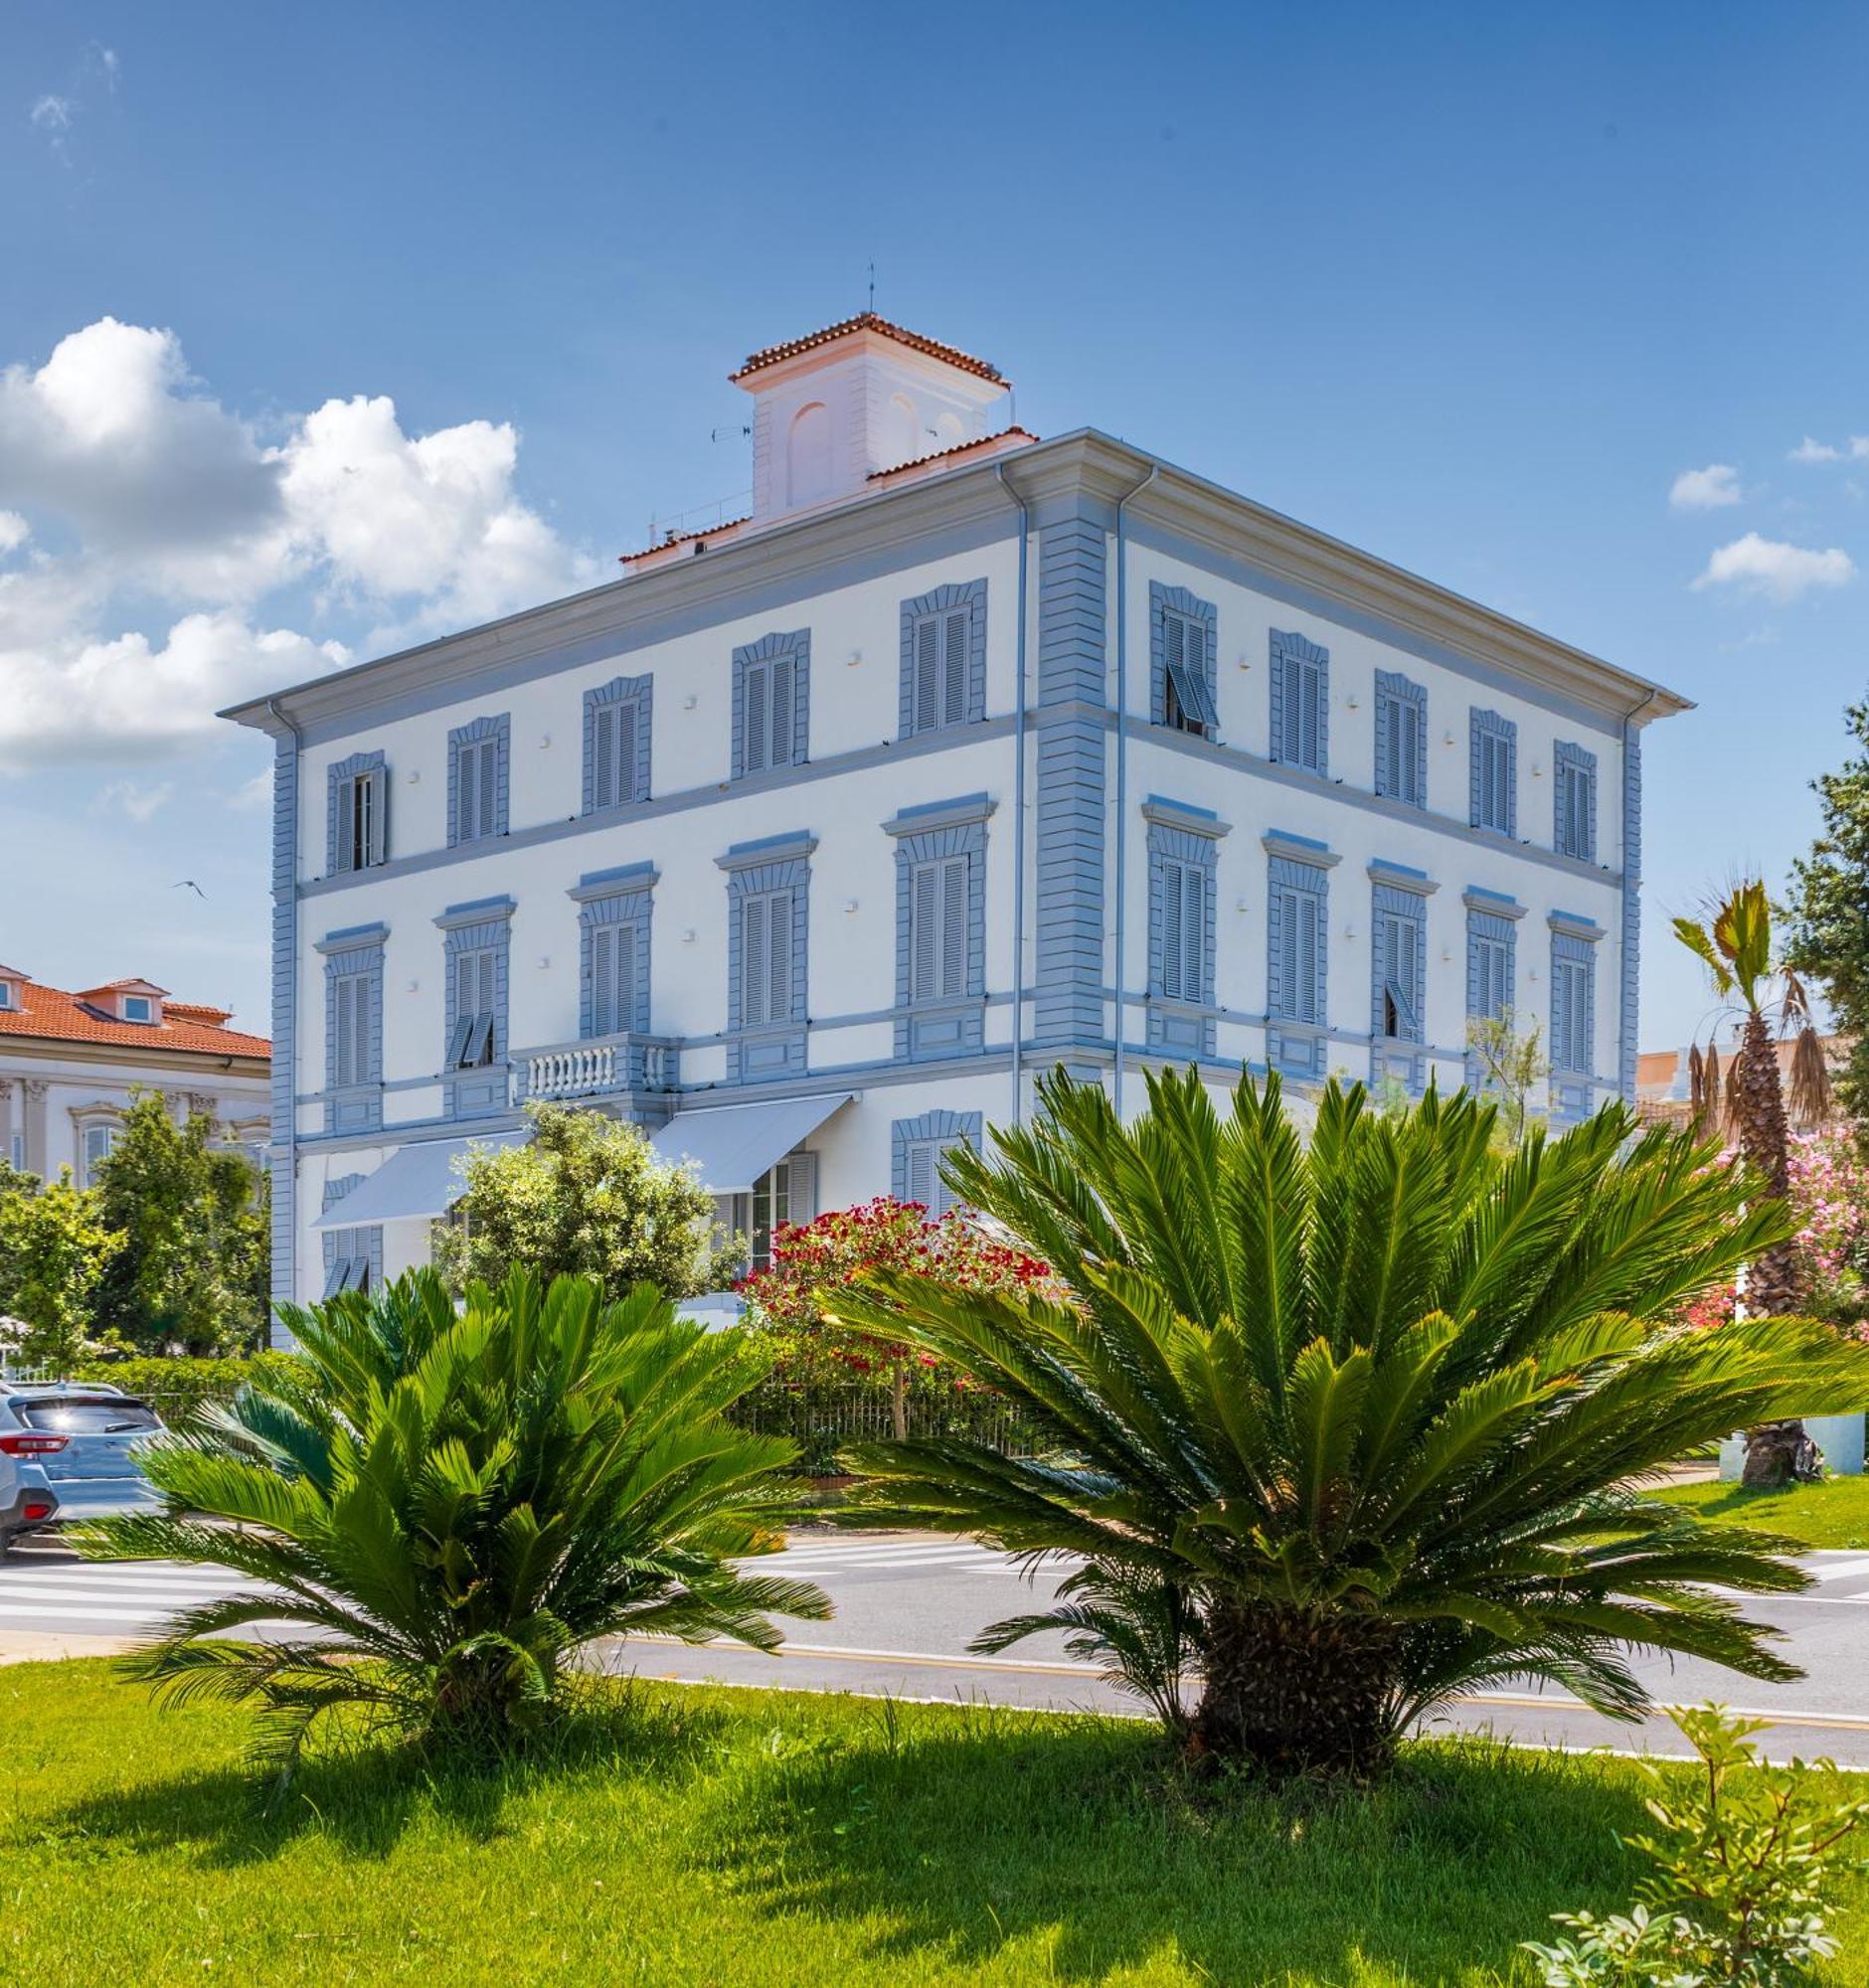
[74,1268,828,1776]
[1674,881,1834,1486]
[828,1068,1869,1777]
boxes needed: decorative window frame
[326,748,388,874]
[718,833,814,1082]
[434,896,514,1119]
[315,921,387,1134]
[320,1172,385,1298]
[884,794,994,1064]
[1149,582,1219,739]
[892,1109,984,1218]
[447,713,510,847]
[1462,888,1525,1091]
[1373,671,1427,808]
[1263,829,1339,1079]
[1368,861,1438,1093]
[568,864,656,1041]
[582,674,653,815]
[1144,796,1230,1057]
[898,580,987,739]
[1270,629,1329,776]
[70,1102,125,1190]
[732,630,810,779]
[1468,708,1518,837]
[1548,909,1605,1119]
[1553,740,1599,863]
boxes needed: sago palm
[74,1267,828,1774]
[828,1067,1869,1777]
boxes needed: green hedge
[72,1353,307,1429]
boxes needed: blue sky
[2,1,1864,1049]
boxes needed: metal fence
[729,1382,1046,1466]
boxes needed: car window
[17,1399,161,1434]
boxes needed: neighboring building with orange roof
[0,962,269,1186]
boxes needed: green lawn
[3,1665,1867,1985]
[1652,1471,1869,1549]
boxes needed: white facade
[227,320,1686,1319]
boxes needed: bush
[1526,1704,1869,1984]
[73,1353,306,1429]
[75,1267,829,1779]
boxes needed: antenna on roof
[867,259,876,312]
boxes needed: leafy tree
[1786,696,1869,1145]
[1675,884,1833,1485]
[77,1267,828,1778]
[739,1196,1055,1436]
[1465,1007,1548,1146]
[828,1067,1869,1778]
[434,1103,737,1302]
[0,1169,123,1371]
[91,1091,268,1356]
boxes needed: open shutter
[365,767,387,864]
[942,608,967,726]
[767,889,793,1023]
[742,897,767,1026]
[769,655,796,767]
[445,1012,474,1070]
[1163,613,1186,724]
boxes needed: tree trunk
[1188,1600,1403,1777]
[1731,1009,1815,1489]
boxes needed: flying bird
[171,881,206,899]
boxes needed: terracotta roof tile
[0,977,268,1058]
[868,427,1039,481]
[732,313,1006,386]
[617,516,753,566]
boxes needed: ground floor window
[79,1120,119,1188]
[715,1151,817,1273]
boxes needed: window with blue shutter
[1270,630,1328,775]
[318,922,386,1133]
[570,865,656,1047]
[585,675,651,813]
[1150,584,1219,739]
[1374,672,1426,807]
[734,631,810,777]
[1554,741,1598,862]
[720,834,812,1081]
[1469,710,1517,836]
[448,716,508,846]
[435,897,513,1116]
[892,1110,983,1220]
[899,580,986,739]
[1266,835,1333,1078]
[321,1175,384,1298]
[327,751,389,873]
[1145,799,1226,1056]
[1548,914,1602,1115]
[1369,866,1434,1090]
[886,794,992,1063]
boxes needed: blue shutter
[767,889,793,1023]
[913,617,939,732]
[942,609,968,727]
[744,662,769,774]
[742,897,767,1026]
[940,856,966,997]
[770,654,796,767]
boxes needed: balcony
[521,1032,681,1104]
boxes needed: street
[4,1530,1868,1766]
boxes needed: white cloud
[1791,436,1844,463]
[228,766,273,811]
[0,612,350,771]
[0,316,596,764]
[96,779,174,824]
[29,94,71,130]
[1693,532,1856,602]
[1669,463,1741,511]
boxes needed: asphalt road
[6,1531,1868,1765]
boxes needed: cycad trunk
[1731,1009,1812,1487]
[1190,1601,1403,1776]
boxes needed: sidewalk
[0,1630,133,1666]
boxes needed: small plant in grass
[73,1266,828,1782]
[1525,1704,1869,1985]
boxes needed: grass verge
[1652,1471,1869,1549]
[2,1661,1866,1985]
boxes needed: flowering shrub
[739,1197,1056,1400]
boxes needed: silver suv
[0,1381,166,1557]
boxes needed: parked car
[0,1381,166,1558]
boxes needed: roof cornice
[224,428,1688,741]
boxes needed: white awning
[648,1092,851,1195]
[310,1130,529,1229]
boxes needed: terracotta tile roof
[0,977,269,1058]
[868,427,1039,481]
[617,516,753,566]
[731,313,1006,386]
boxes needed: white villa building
[0,965,269,1184]
[227,313,1688,1315]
